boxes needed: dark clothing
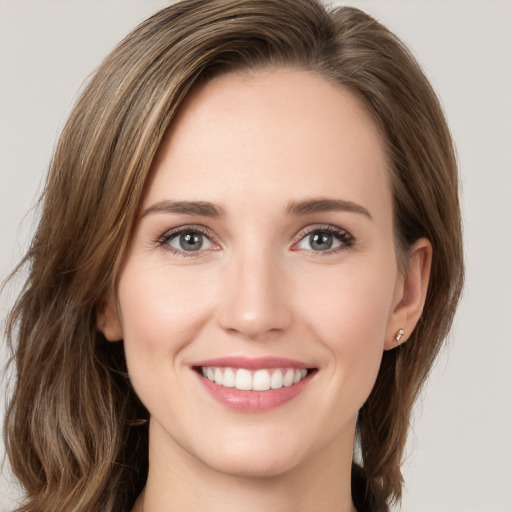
[351,463,389,512]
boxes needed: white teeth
[253,369,271,391]
[283,369,294,387]
[200,366,310,391]
[270,370,283,389]
[235,369,253,390]
[223,367,236,387]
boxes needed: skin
[98,68,431,512]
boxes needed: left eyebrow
[286,198,373,220]
[141,200,225,219]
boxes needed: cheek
[115,262,222,435]
[301,260,395,335]
[116,263,215,382]
[296,257,397,389]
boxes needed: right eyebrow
[140,200,225,219]
[286,197,373,220]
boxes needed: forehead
[144,68,391,220]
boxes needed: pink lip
[195,372,313,412]
[191,356,311,370]
[191,356,316,413]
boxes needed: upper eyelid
[159,224,217,240]
[156,224,219,250]
[290,224,355,254]
[292,224,352,241]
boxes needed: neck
[134,419,357,512]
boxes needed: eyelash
[156,225,218,257]
[292,224,355,254]
[156,224,355,257]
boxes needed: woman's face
[101,68,407,477]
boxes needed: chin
[188,426,310,479]
[202,447,303,479]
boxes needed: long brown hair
[3,1,463,510]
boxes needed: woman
[3,1,463,511]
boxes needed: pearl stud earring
[395,328,405,345]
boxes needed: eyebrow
[141,200,225,218]
[286,198,373,220]
[141,197,372,220]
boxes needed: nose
[217,250,293,341]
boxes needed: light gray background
[1,1,511,511]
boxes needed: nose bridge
[218,240,292,340]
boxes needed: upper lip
[191,356,313,370]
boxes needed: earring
[395,328,405,345]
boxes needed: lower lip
[195,371,313,412]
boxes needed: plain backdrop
[1,1,511,511]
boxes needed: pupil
[180,232,202,251]
[310,232,332,251]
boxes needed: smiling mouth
[195,366,315,391]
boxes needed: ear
[96,293,123,342]
[384,238,432,350]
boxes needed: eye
[294,226,354,253]
[159,227,217,255]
